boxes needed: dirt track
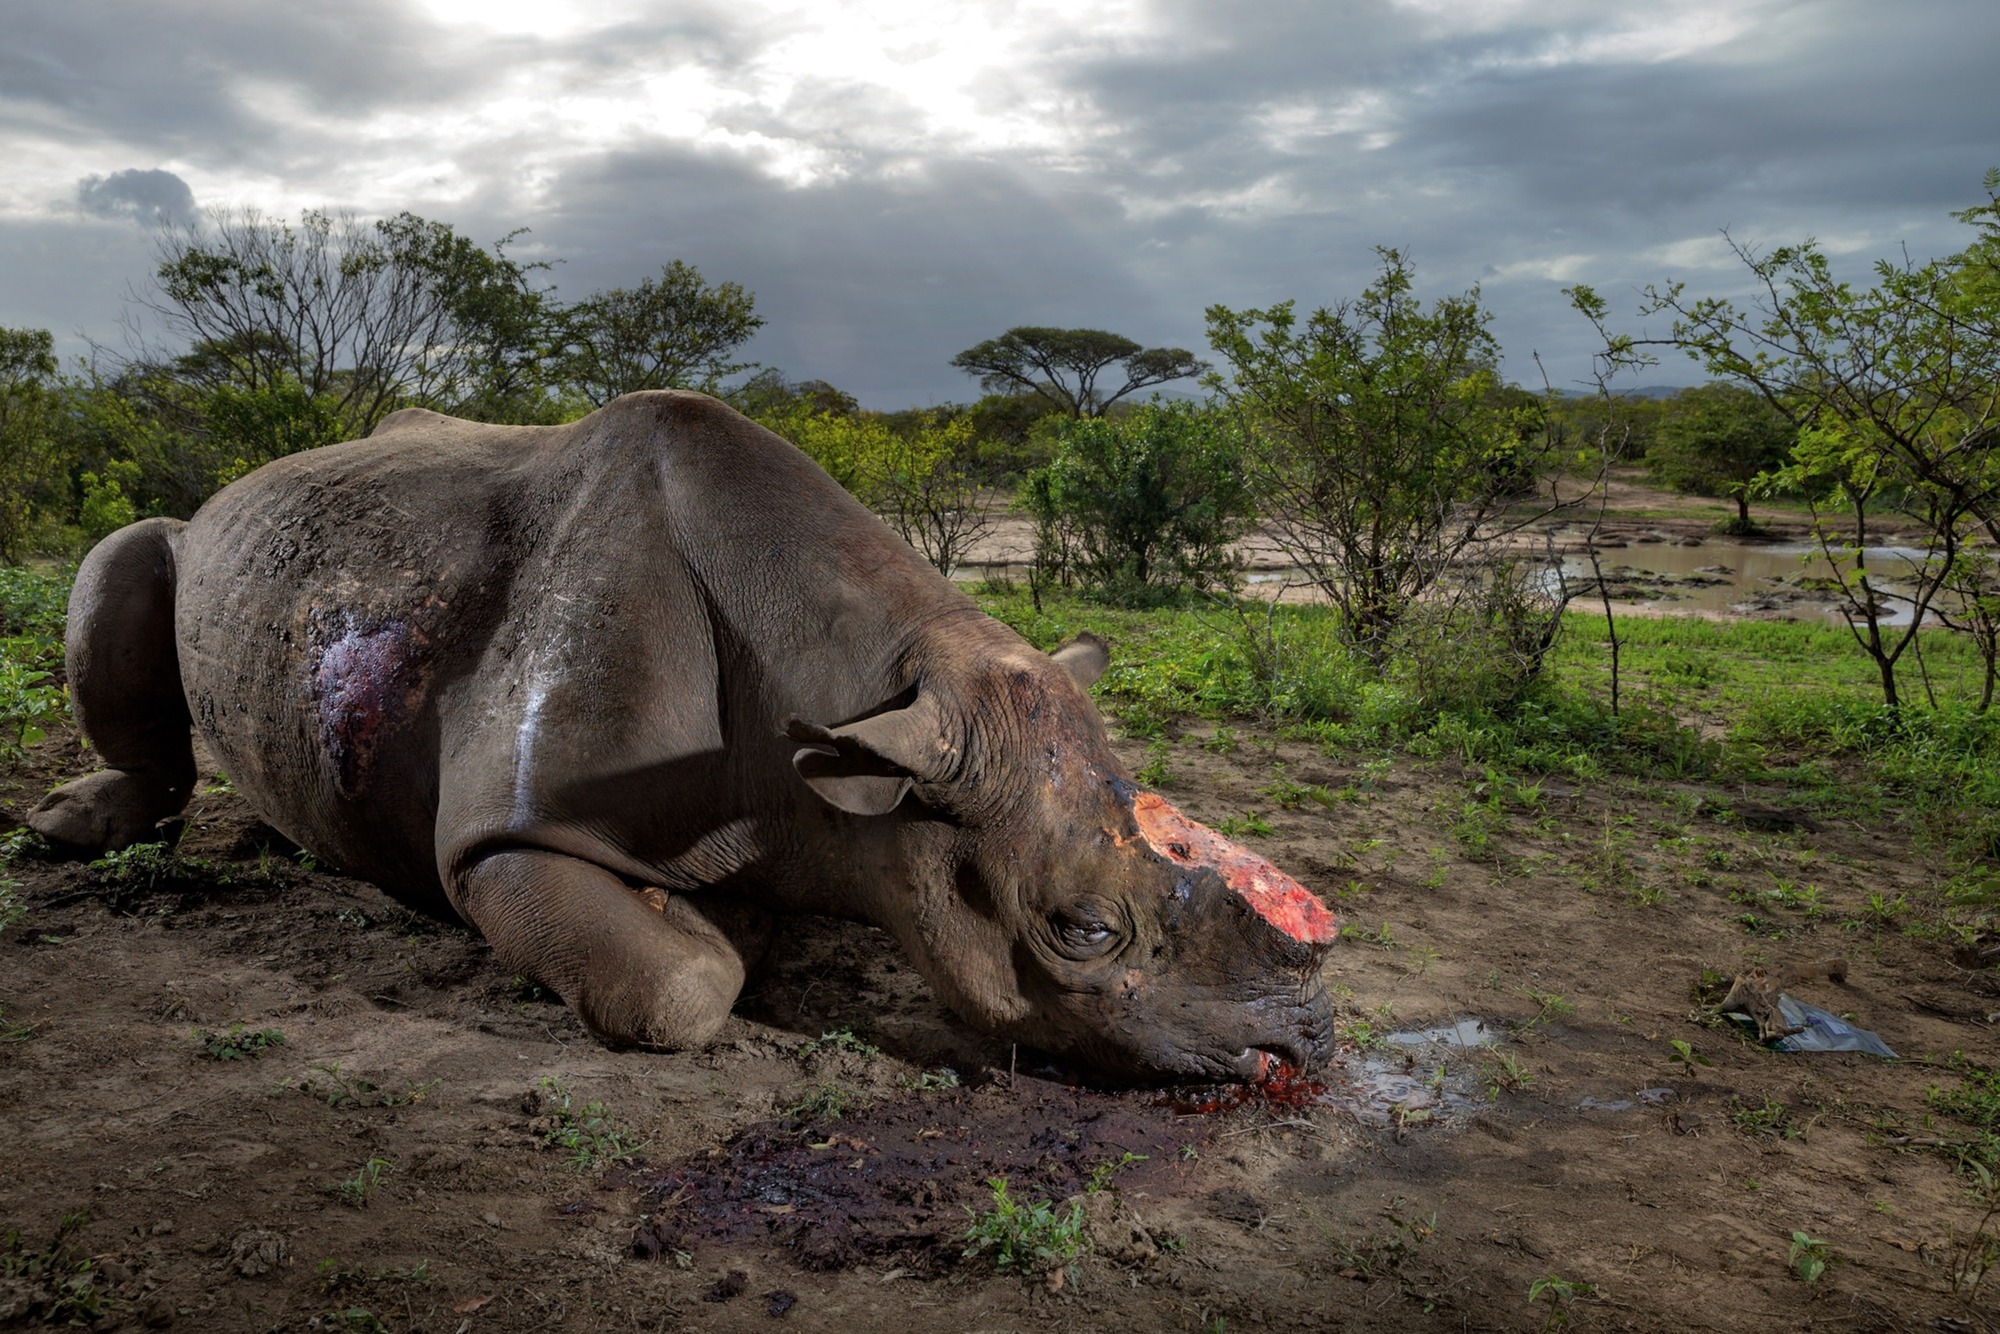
[4,705,1997,1332]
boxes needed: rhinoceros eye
[1050,905,1121,958]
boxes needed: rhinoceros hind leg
[454,849,773,1049]
[27,518,195,856]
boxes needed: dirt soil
[5,709,1998,1334]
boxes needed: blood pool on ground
[1129,791,1338,945]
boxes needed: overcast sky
[4,0,1996,407]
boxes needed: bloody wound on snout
[1129,791,1338,945]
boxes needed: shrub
[1022,401,1252,603]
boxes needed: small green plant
[1729,1095,1808,1140]
[962,1177,1087,1279]
[798,1026,880,1060]
[1527,1273,1594,1332]
[1668,1039,1713,1076]
[0,876,23,934]
[0,1002,38,1043]
[1202,726,1239,755]
[1136,738,1176,787]
[275,1062,440,1109]
[1085,1151,1148,1194]
[1342,1018,1390,1051]
[1484,1052,1535,1098]
[897,1067,961,1092]
[1856,890,1907,926]
[534,1077,646,1168]
[331,1157,391,1207]
[786,1082,859,1120]
[315,1257,434,1293]
[1787,1230,1833,1283]
[0,1211,116,1325]
[1343,920,1397,948]
[1328,1201,1437,1278]
[1514,988,1576,1034]
[315,1308,390,1334]
[1217,811,1274,838]
[194,1024,286,1061]
[1688,967,1732,1008]
[1262,767,1337,810]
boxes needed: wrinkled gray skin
[30,392,1334,1081]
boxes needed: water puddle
[1330,1049,1484,1130]
[1386,1018,1503,1050]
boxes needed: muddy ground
[4,689,1998,1334]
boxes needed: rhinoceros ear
[1049,631,1109,688]
[784,694,954,817]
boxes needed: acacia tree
[949,327,1206,418]
[1647,383,1794,533]
[553,260,763,405]
[1573,174,2000,711]
[140,208,551,436]
[1206,248,1562,663]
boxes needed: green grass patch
[962,1177,1088,1278]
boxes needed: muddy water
[1556,536,1934,625]
[962,532,1939,624]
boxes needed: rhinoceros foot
[27,770,181,857]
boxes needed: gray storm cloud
[76,168,197,228]
[4,1,1999,402]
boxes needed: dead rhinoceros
[30,391,1337,1081]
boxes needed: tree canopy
[1207,248,1557,660]
[1646,383,1794,532]
[949,326,1206,418]
[554,260,763,406]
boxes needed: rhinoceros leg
[455,849,773,1049]
[28,518,196,855]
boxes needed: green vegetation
[193,1024,286,1061]
[1787,1231,1834,1283]
[1645,383,1794,533]
[532,1076,646,1169]
[1022,400,1253,602]
[1207,248,1565,666]
[1527,1273,1595,1332]
[330,1157,391,1208]
[1,1212,117,1326]
[961,1176,1088,1277]
[1084,1151,1148,1194]
[273,1061,441,1110]
[795,1026,881,1060]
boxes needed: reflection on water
[1556,538,1937,625]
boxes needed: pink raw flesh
[1130,791,1338,945]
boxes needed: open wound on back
[1129,791,1338,945]
[312,619,429,798]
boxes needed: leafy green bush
[0,564,71,640]
[1023,402,1253,604]
[962,1177,1087,1276]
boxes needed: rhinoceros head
[786,632,1337,1083]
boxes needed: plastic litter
[1726,993,1897,1058]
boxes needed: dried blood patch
[1129,791,1338,945]
[631,1078,1196,1273]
